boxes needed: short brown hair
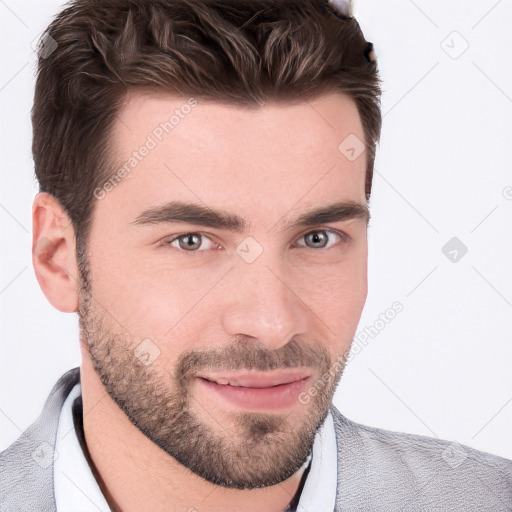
[32,0,382,258]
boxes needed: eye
[293,229,349,250]
[161,232,219,252]
[160,229,349,253]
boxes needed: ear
[32,192,80,313]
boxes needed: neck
[78,356,308,512]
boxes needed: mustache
[174,336,332,381]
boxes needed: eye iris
[179,234,201,250]
[305,231,328,248]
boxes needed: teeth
[213,378,245,387]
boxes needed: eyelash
[160,229,350,253]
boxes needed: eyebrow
[130,200,370,231]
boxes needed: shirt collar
[54,382,111,512]
[295,409,337,511]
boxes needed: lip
[194,370,311,410]
[195,369,311,388]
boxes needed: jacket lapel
[0,367,80,511]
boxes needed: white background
[1,0,511,460]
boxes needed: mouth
[196,369,311,388]
[195,369,311,410]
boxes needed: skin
[32,90,369,512]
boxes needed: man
[1,0,511,510]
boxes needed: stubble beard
[76,256,347,489]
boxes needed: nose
[220,259,309,351]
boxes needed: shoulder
[0,367,81,511]
[329,405,512,511]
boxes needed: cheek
[308,272,367,325]
[84,245,169,341]
[294,241,368,300]
[89,257,224,345]
[291,252,368,341]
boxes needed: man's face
[78,90,368,489]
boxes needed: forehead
[102,90,367,223]
[113,89,365,154]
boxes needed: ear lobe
[32,192,80,313]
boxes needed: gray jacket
[1,368,511,511]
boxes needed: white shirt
[54,383,337,512]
